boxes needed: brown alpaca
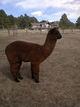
[5,28,62,83]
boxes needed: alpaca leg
[10,63,21,82]
[17,72,23,80]
[31,63,34,79]
[17,61,23,80]
[31,63,40,83]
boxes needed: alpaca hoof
[19,76,23,80]
[15,78,20,82]
[32,76,34,79]
[34,79,39,83]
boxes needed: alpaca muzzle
[57,34,62,39]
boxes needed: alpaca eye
[55,32,58,35]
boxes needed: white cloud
[16,0,75,9]
[46,10,80,22]
[1,0,12,4]
[1,0,80,21]
[48,19,54,22]
[15,0,80,19]
[31,11,42,16]
[16,0,41,9]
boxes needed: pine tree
[59,13,74,29]
[76,17,80,29]
[0,9,38,29]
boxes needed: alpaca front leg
[31,63,40,83]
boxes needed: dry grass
[0,30,80,107]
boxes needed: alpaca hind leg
[17,61,23,80]
[31,63,40,83]
[31,63,35,79]
[17,72,23,80]
[10,63,20,82]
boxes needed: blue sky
[0,0,80,22]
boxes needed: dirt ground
[0,30,80,107]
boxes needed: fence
[0,28,80,37]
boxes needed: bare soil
[0,30,80,107]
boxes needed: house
[31,21,59,31]
[31,23,41,30]
[31,21,50,30]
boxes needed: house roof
[31,21,49,26]
[31,23,41,26]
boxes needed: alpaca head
[48,28,62,40]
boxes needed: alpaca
[5,28,62,83]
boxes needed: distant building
[31,21,59,31]
[31,21,50,30]
[31,23,41,30]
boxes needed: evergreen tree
[8,15,15,27]
[17,15,27,29]
[0,9,38,29]
[0,9,9,29]
[59,13,74,29]
[76,16,80,29]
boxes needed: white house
[31,21,59,30]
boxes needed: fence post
[7,28,10,36]
[13,24,17,36]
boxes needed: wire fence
[0,28,80,37]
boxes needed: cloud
[53,11,79,20]
[0,0,12,4]
[15,0,80,15]
[16,0,41,9]
[15,0,80,18]
[31,11,42,16]
[0,0,80,22]
[15,0,75,9]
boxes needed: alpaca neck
[43,34,57,55]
